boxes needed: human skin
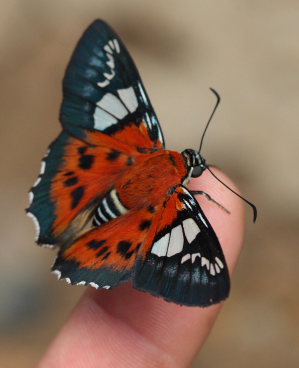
[38,169,245,368]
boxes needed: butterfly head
[182,149,207,178]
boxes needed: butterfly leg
[190,190,230,214]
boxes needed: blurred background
[1,1,298,367]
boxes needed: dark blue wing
[60,19,164,148]
[26,132,70,246]
[134,185,230,306]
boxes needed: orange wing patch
[73,122,163,151]
[50,126,167,239]
[51,132,138,237]
[138,186,185,257]
[113,121,164,150]
[51,185,188,288]
[62,206,157,271]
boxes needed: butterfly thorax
[181,149,206,178]
[116,150,187,209]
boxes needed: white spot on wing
[113,39,120,53]
[104,44,112,54]
[215,264,221,274]
[106,53,115,69]
[28,192,34,204]
[65,278,71,284]
[98,39,120,87]
[182,218,200,244]
[210,264,215,276]
[102,285,111,289]
[167,225,184,257]
[191,252,201,263]
[76,281,86,286]
[33,176,42,187]
[151,233,170,257]
[108,40,115,50]
[181,253,191,264]
[98,93,128,119]
[52,270,61,280]
[42,243,55,249]
[93,107,118,130]
[89,282,99,289]
[97,79,110,88]
[103,70,115,80]
[40,161,46,175]
[27,212,40,241]
[118,87,138,113]
[33,176,41,187]
[201,257,210,270]
[215,257,224,269]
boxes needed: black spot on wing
[70,186,85,209]
[127,157,134,166]
[147,205,156,213]
[79,155,95,170]
[117,241,132,257]
[139,220,152,231]
[78,146,88,155]
[124,250,134,259]
[107,149,121,161]
[64,176,78,187]
[87,239,106,250]
[96,246,109,258]
[168,153,177,167]
[136,147,157,154]
[102,252,111,260]
[64,171,75,176]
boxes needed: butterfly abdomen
[116,150,187,209]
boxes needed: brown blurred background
[1,1,298,367]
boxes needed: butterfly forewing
[60,19,164,148]
[27,20,166,246]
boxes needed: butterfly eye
[191,166,204,178]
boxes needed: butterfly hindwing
[52,206,157,288]
[134,185,230,306]
[27,129,147,246]
[27,132,70,246]
[60,19,164,149]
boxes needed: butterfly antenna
[207,166,257,222]
[199,88,221,153]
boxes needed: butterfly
[27,19,231,307]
